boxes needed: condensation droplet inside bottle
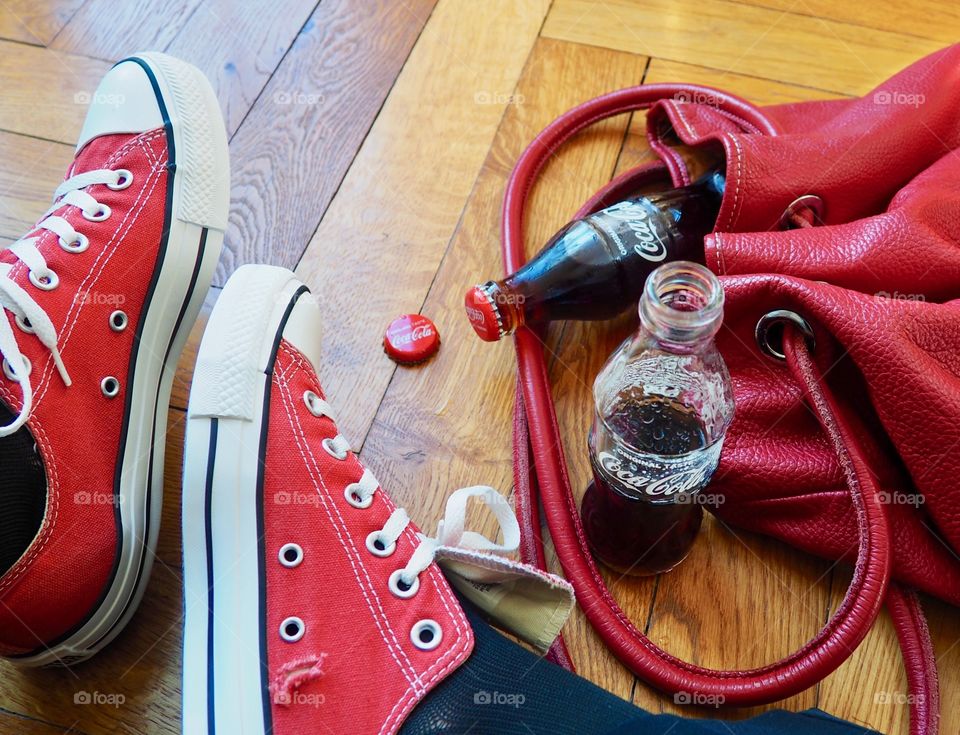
[605,390,706,456]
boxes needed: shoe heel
[184,265,309,735]
[189,265,307,420]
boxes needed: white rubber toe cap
[75,58,164,153]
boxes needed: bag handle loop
[505,84,937,733]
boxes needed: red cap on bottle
[383,314,440,364]
[464,284,504,342]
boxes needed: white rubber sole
[182,265,313,735]
[16,53,230,667]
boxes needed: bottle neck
[479,280,523,337]
[465,170,726,342]
[638,261,723,352]
[643,169,725,228]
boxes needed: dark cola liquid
[503,172,723,326]
[582,395,708,576]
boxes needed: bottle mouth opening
[639,261,724,343]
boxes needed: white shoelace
[371,485,521,591]
[0,168,125,436]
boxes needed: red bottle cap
[383,314,440,364]
[464,285,503,342]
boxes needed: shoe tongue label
[435,547,574,653]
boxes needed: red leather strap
[887,585,940,735]
[502,85,777,277]
[512,377,575,670]
[511,163,672,672]
[514,320,892,703]
[504,83,940,728]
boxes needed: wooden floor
[0,1,957,733]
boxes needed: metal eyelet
[303,390,327,418]
[279,616,305,643]
[15,315,34,334]
[82,204,111,222]
[779,194,824,229]
[344,483,373,509]
[107,170,133,191]
[410,619,443,651]
[322,437,349,460]
[366,531,396,558]
[755,310,816,361]
[388,569,420,599]
[100,376,121,397]
[29,270,59,291]
[278,543,304,568]
[58,232,89,254]
[3,356,31,381]
[109,310,128,332]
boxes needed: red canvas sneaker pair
[182,265,575,734]
[0,53,229,665]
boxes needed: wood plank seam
[542,0,944,96]
[347,2,548,459]
[287,1,441,274]
[351,21,619,463]
[346,3,570,458]
[722,0,953,42]
[175,0,327,141]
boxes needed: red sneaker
[182,265,573,734]
[0,53,229,666]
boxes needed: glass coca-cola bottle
[464,171,724,341]
[581,261,734,576]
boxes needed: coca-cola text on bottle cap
[383,314,441,364]
[464,284,503,342]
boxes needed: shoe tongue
[435,548,575,653]
[0,400,47,577]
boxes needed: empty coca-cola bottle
[465,171,724,341]
[581,261,734,576]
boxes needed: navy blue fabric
[399,590,879,735]
[603,708,878,735]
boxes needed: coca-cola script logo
[602,202,668,263]
[597,450,712,497]
[465,305,484,325]
[389,323,434,346]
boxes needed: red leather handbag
[506,45,960,735]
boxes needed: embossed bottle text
[582,261,734,576]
